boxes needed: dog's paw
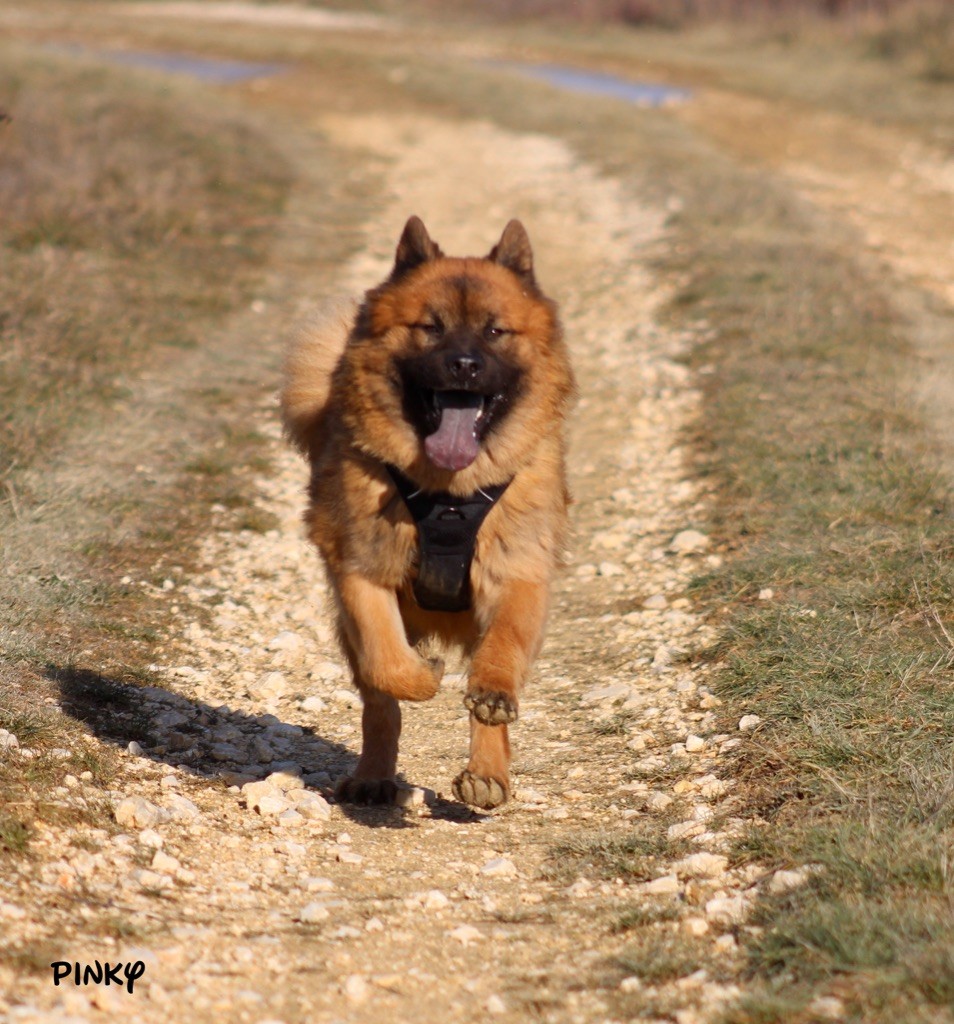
[334,777,398,806]
[452,770,509,810]
[378,655,443,702]
[463,689,518,725]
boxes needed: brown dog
[281,217,575,809]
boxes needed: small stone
[300,696,326,713]
[643,874,681,895]
[210,742,244,762]
[713,934,737,953]
[669,529,709,555]
[758,588,774,601]
[257,795,290,816]
[0,901,27,920]
[581,682,632,704]
[114,796,163,829]
[448,924,483,945]
[298,902,330,923]
[336,849,363,865]
[480,857,517,878]
[685,735,706,753]
[705,896,747,926]
[291,791,332,821]
[668,820,705,840]
[673,853,728,879]
[683,917,709,937]
[598,561,624,577]
[250,672,288,699]
[738,715,762,732]
[250,737,275,763]
[485,994,507,1014]
[303,877,335,893]
[127,740,144,756]
[266,769,304,792]
[151,850,181,874]
[646,792,673,812]
[642,593,668,610]
[343,974,368,1003]
[424,890,450,910]
[395,786,427,809]
[278,809,304,826]
[619,976,642,993]
[768,868,810,894]
[138,829,164,850]
[267,631,303,653]
[130,868,173,892]
[808,997,845,1020]
[164,795,200,822]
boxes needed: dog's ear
[391,216,443,279]
[488,219,535,284]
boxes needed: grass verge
[660,114,954,1024]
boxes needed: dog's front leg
[336,572,443,702]
[454,578,549,809]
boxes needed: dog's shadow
[49,664,479,830]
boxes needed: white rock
[808,997,845,1020]
[424,890,450,910]
[395,786,427,809]
[758,588,774,601]
[127,741,144,756]
[258,794,290,816]
[619,976,642,993]
[669,529,710,555]
[267,631,303,653]
[300,696,326,713]
[336,849,363,865]
[250,672,288,699]
[151,850,180,874]
[266,770,304,792]
[138,829,163,849]
[683,917,709,936]
[646,792,673,812]
[298,902,330,923]
[164,795,200,822]
[738,715,762,732]
[291,791,331,821]
[303,877,335,893]
[769,868,811,894]
[581,682,632,704]
[673,853,728,879]
[114,796,164,829]
[642,593,668,610]
[447,924,483,945]
[0,901,27,920]
[485,994,507,1014]
[278,809,304,826]
[343,974,368,1004]
[668,820,705,840]
[685,735,706,753]
[130,868,173,892]
[643,874,681,894]
[598,561,624,577]
[705,895,748,926]
[0,729,20,750]
[480,857,517,878]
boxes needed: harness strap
[386,465,511,612]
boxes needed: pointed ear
[488,219,535,284]
[391,216,443,280]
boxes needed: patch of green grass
[549,824,690,883]
[616,931,708,984]
[652,77,954,1022]
[613,900,682,932]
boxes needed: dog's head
[341,217,574,486]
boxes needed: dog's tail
[280,301,355,457]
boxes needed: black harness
[386,465,510,613]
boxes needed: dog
[281,216,575,809]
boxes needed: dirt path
[2,62,782,1023]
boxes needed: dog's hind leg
[334,640,403,806]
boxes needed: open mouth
[423,390,491,471]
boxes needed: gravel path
[3,102,781,1024]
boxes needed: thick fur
[281,218,576,809]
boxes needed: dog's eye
[485,325,510,341]
[413,321,443,339]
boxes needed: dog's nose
[447,352,483,382]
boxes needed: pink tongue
[424,404,481,471]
